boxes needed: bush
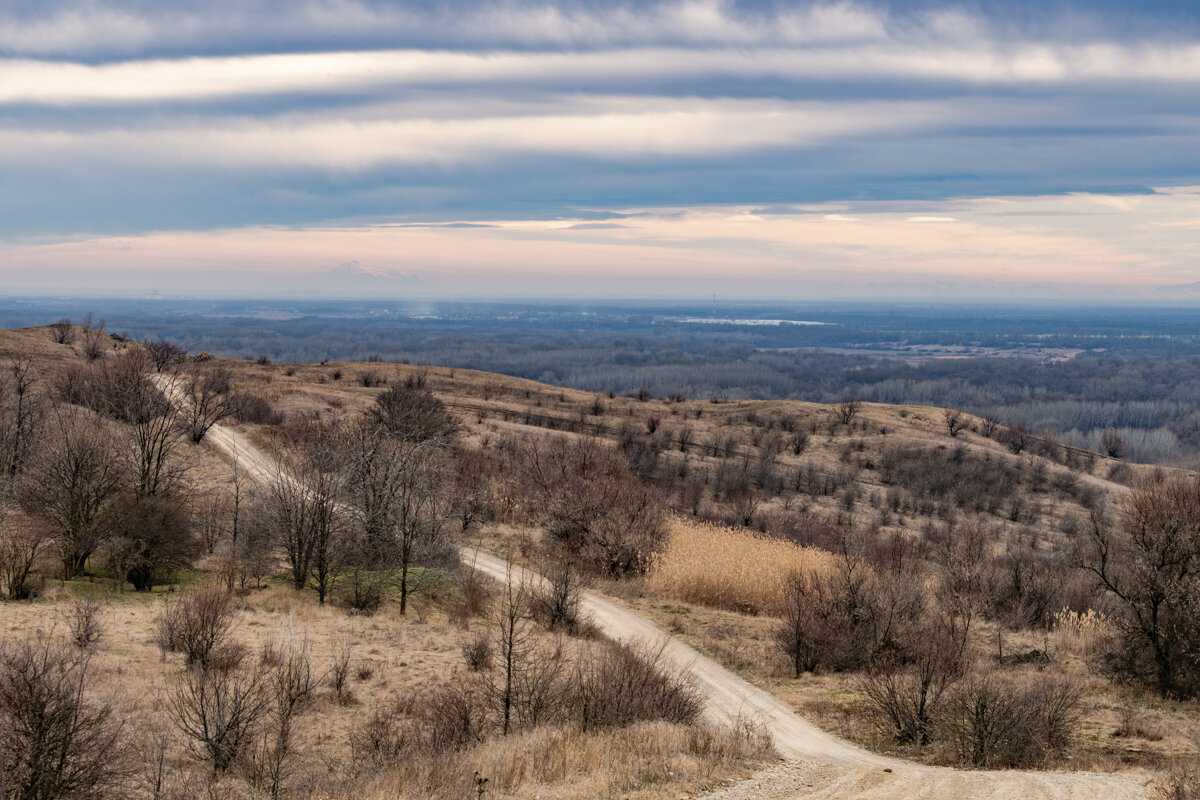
[530,556,587,634]
[0,635,131,798]
[940,671,1081,768]
[568,640,702,732]
[168,661,272,772]
[157,588,238,669]
[368,375,457,442]
[228,391,283,425]
[65,596,106,651]
[462,632,493,672]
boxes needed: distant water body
[668,317,833,326]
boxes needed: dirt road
[185,404,1150,800]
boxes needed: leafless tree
[523,435,665,577]
[168,661,271,773]
[0,513,52,600]
[17,410,126,579]
[264,424,346,603]
[367,374,457,443]
[0,634,131,799]
[1101,429,1127,459]
[249,631,317,799]
[836,397,861,426]
[195,491,232,554]
[944,408,968,438]
[48,319,75,345]
[100,494,198,592]
[157,588,238,669]
[485,564,535,736]
[179,366,232,443]
[80,314,108,360]
[859,611,965,746]
[1076,473,1200,698]
[0,355,42,478]
[127,390,187,499]
[143,337,187,373]
[530,551,587,634]
[343,421,454,614]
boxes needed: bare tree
[944,409,968,438]
[523,435,665,577]
[343,421,454,614]
[80,314,108,360]
[1101,429,1127,459]
[264,425,346,603]
[530,551,587,634]
[367,374,457,443]
[157,588,238,669]
[1076,474,1200,698]
[249,631,317,799]
[836,397,861,426]
[485,563,535,736]
[859,611,965,746]
[0,355,42,477]
[0,515,52,600]
[127,388,187,499]
[17,411,126,579]
[100,494,199,592]
[48,319,75,345]
[143,337,187,373]
[0,634,131,799]
[179,367,232,443]
[168,661,271,773]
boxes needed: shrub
[462,632,493,672]
[157,588,238,668]
[940,671,1081,768]
[0,634,131,798]
[368,375,457,442]
[228,391,283,425]
[168,661,272,772]
[357,369,386,388]
[48,319,75,345]
[568,640,702,732]
[529,555,587,634]
[65,596,106,651]
[101,495,199,591]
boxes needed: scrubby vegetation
[1,319,1198,796]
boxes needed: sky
[4,0,1200,300]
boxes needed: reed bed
[646,518,833,616]
[1052,607,1113,658]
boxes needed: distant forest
[4,298,1200,464]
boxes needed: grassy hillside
[0,323,1196,798]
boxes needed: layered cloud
[2,1,1200,297]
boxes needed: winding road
[183,397,1150,800]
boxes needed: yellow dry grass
[646,518,834,616]
[1052,607,1114,658]
[325,719,771,800]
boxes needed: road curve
[183,404,1149,800]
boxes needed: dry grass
[646,518,833,616]
[1052,607,1114,658]
[326,719,772,800]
